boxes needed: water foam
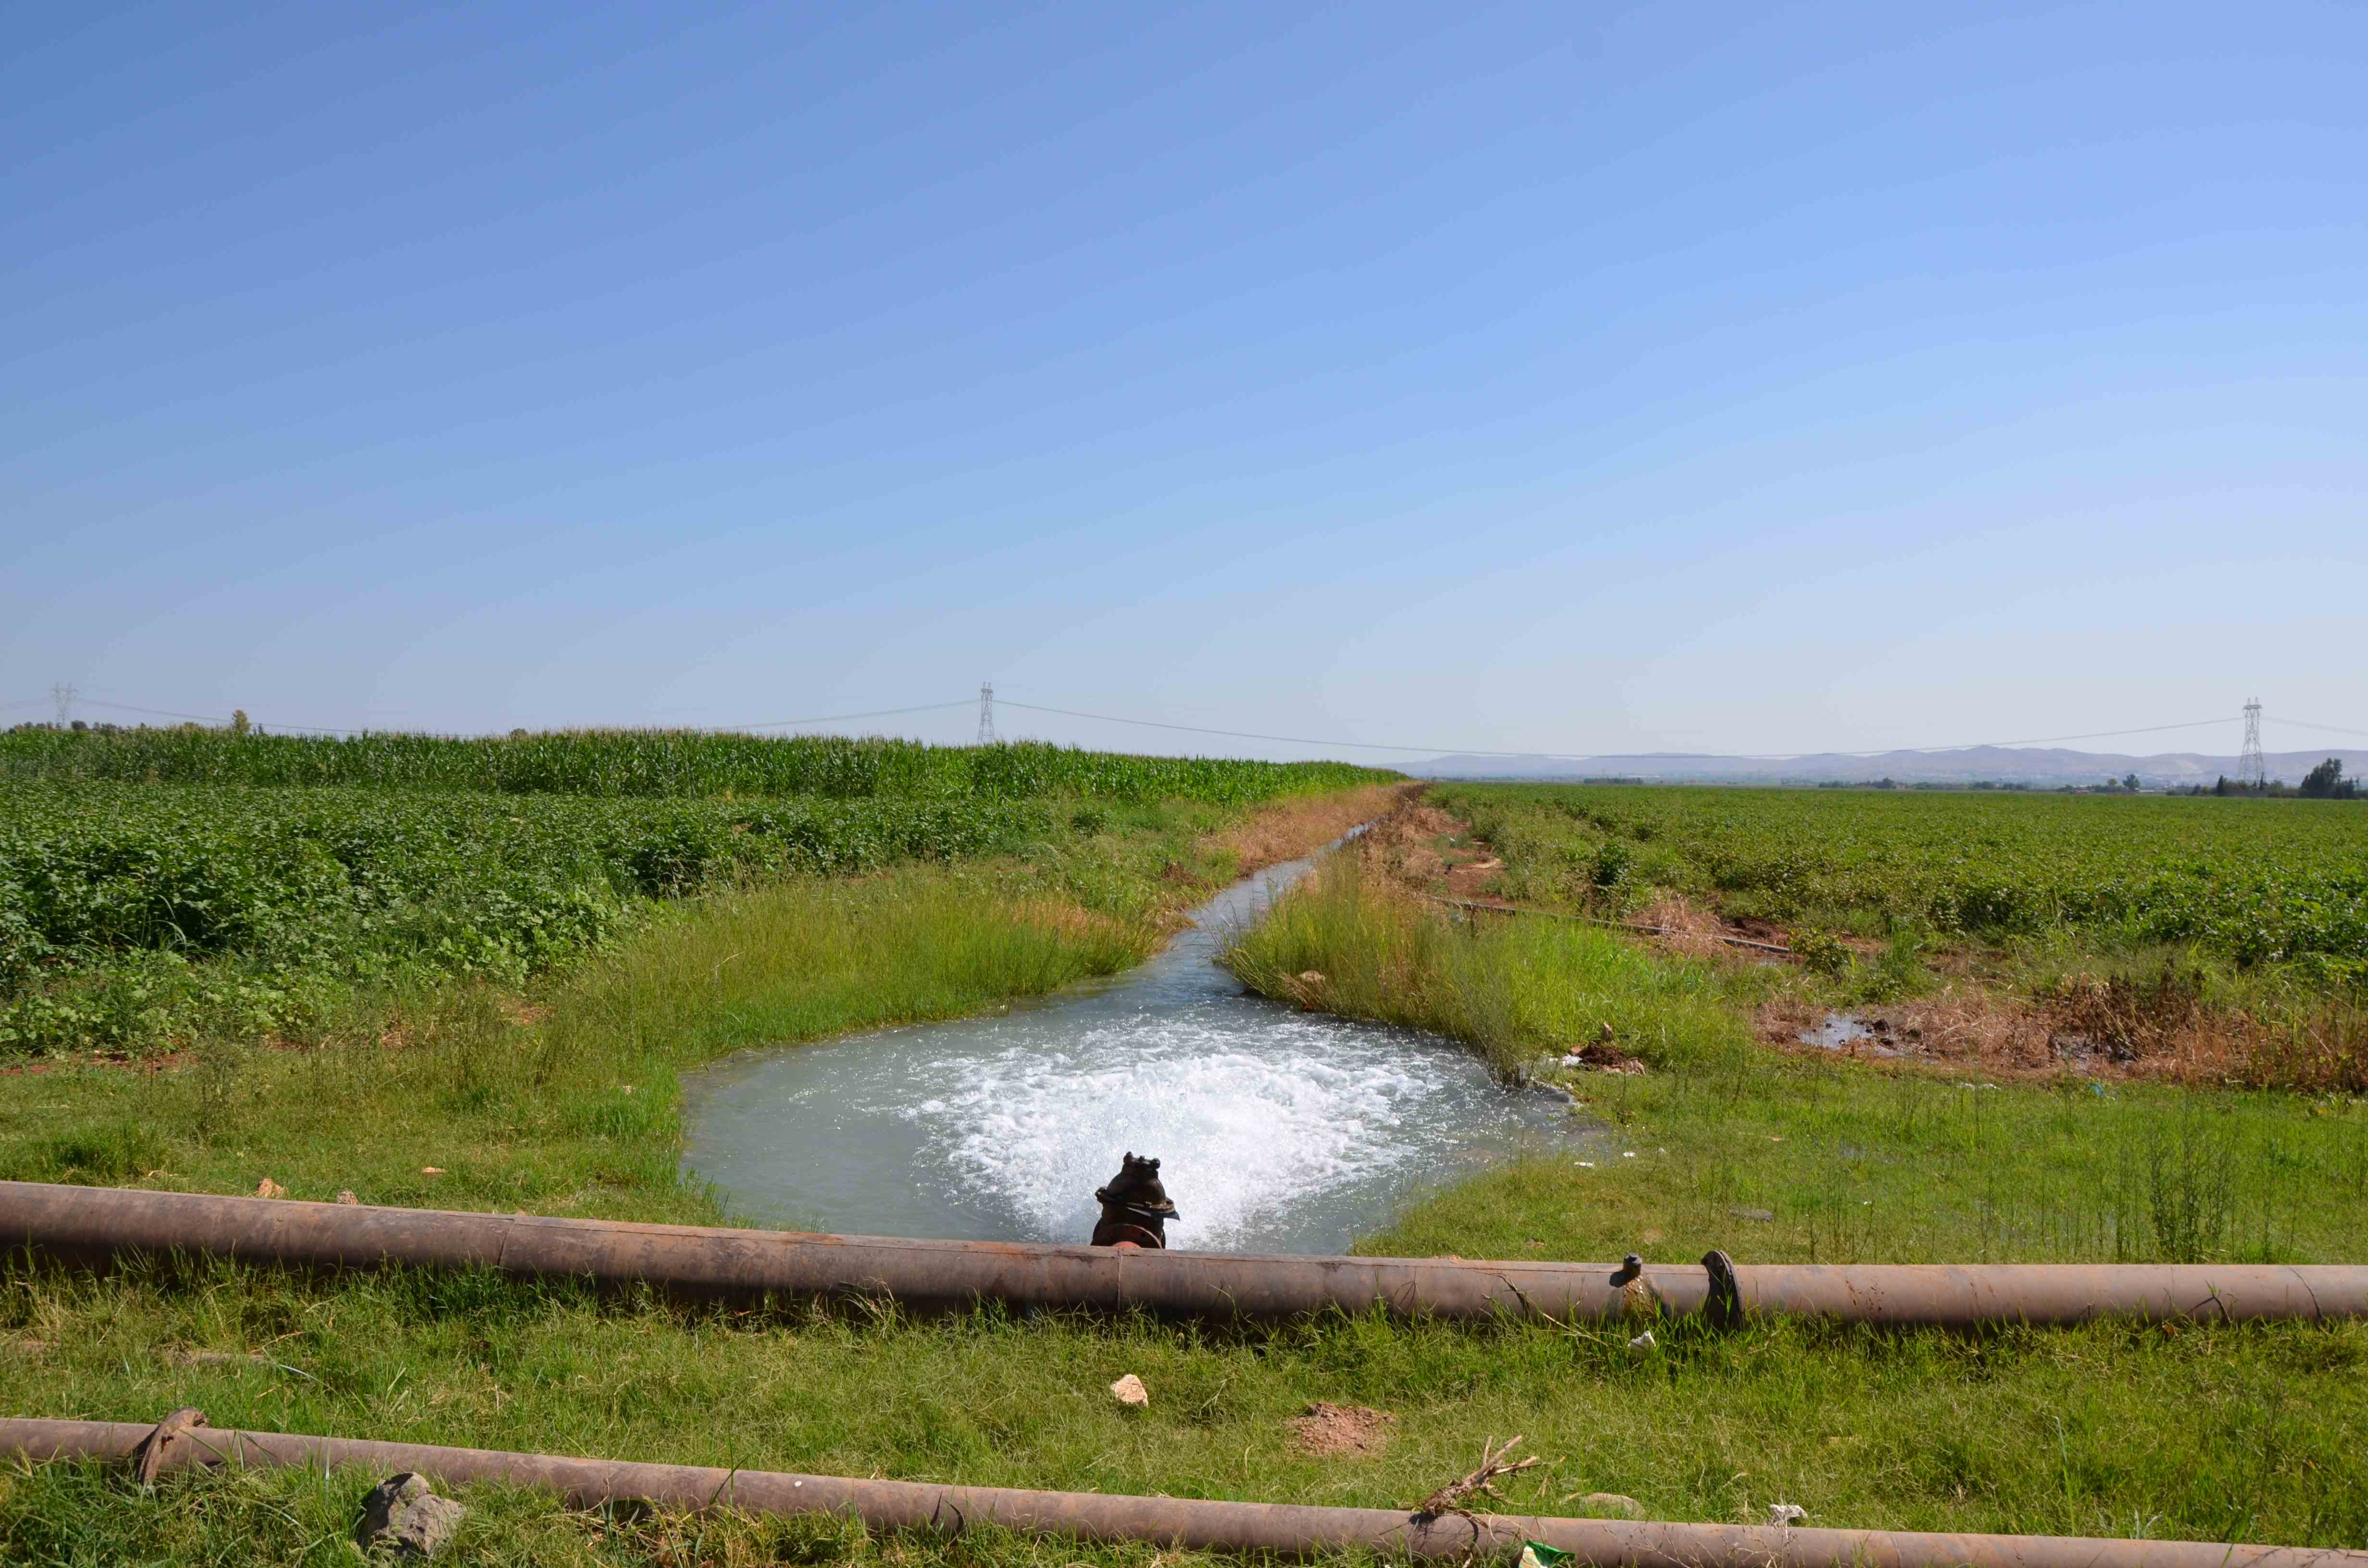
[680,849,1582,1252]
[905,1010,1463,1248]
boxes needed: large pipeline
[7,1415,2363,1568]
[4,1181,2366,1327]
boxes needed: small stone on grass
[1109,1373,1149,1408]
[357,1472,466,1560]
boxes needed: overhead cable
[996,700,2237,762]
[2270,715,2368,741]
[716,700,975,731]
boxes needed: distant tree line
[2179,759,2360,799]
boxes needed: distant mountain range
[1409,745,2368,789]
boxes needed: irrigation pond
[681,851,1584,1253]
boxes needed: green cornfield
[0,727,1379,805]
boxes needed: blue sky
[4,1,2363,761]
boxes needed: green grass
[5,1265,2365,1559]
[0,1459,1240,1568]
[1226,858,2368,1267]
[5,783,2368,1557]
[1219,858,1751,1081]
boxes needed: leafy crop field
[1438,783,2368,976]
[0,733,1387,1055]
[0,780,1054,1053]
[0,727,1378,805]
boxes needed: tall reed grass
[1219,858,1751,1079]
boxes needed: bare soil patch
[1754,981,2281,1086]
[1287,1401,1396,1458]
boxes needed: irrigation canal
[680,847,1584,1253]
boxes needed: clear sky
[4,2,2363,761]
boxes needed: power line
[22,688,2313,765]
[719,700,976,732]
[78,698,231,723]
[996,699,2237,762]
[2271,715,2368,741]
[55,697,974,737]
[1919,718,2232,752]
[997,699,1523,755]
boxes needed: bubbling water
[680,852,1580,1254]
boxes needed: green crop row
[0,781,1053,1051]
[1435,784,2368,974]
[0,727,1382,805]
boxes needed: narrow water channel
[679,848,1580,1254]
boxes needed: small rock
[419,1167,445,1176]
[357,1472,466,1560]
[254,1178,285,1199]
[1581,1492,1645,1519]
[336,1190,360,1205]
[1768,1503,1807,1528]
[1109,1373,1149,1408]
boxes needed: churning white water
[679,850,1581,1254]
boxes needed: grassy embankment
[4,761,2368,1559]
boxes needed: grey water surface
[679,850,1581,1254]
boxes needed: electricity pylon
[2239,698,2265,789]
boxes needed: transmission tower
[50,682,76,727]
[2239,698,2266,789]
[976,681,997,745]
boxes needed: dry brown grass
[1010,897,1144,949]
[1631,892,1728,960]
[1206,781,1421,875]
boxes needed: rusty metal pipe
[5,1415,2360,1568]
[4,1181,2365,1328]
